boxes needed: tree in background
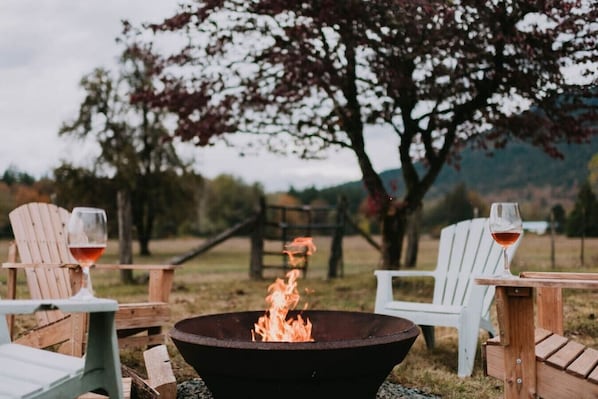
[58,45,198,256]
[199,174,264,235]
[566,182,598,237]
[423,183,486,234]
[131,1,597,268]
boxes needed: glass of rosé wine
[67,207,107,300]
[489,202,522,278]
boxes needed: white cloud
[0,0,401,191]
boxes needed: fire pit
[170,310,419,399]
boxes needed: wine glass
[67,207,107,299]
[489,202,523,278]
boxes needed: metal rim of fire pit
[170,309,419,350]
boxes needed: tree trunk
[328,196,346,279]
[117,190,134,284]
[139,235,151,256]
[404,204,422,268]
[380,207,407,269]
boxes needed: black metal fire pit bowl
[170,310,419,399]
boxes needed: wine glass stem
[82,266,93,294]
[502,248,509,275]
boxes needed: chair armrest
[0,298,118,315]
[2,262,78,269]
[95,264,178,271]
[374,270,436,278]
[2,262,177,271]
[374,269,436,313]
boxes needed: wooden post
[404,204,422,268]
[328,196,346,279]
[496,286,536,398]
[118,190,134,284]
[581,205,585,267]
[250,197,266,280]
[550,209,555,270]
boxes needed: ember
[252,237,316,342]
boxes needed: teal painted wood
[0,298,123,399]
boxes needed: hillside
[325,137,598,214]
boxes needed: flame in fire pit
[252,238,316,342]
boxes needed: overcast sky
[0,0,400,192]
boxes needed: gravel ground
[177,378,440,399]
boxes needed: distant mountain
[327,137,598,211]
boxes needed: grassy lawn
[2,233,598,398]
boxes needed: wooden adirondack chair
[3,202,178,356]
[374,218,522,377]
[0,297,123,399]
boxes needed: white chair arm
[374,270,436,278]
[0,298,118,315]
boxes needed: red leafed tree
[129,0,597,268]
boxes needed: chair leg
[421,325,435,349]
[457,322,480,377]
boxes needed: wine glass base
[70,288,95,300]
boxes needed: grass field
[2,233,598,398]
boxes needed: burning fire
[252,238,316,342]
[282,237,316,269]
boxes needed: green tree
[132,1,597,268]
[200,174,263,235]
[589,153,598,194]
[566,182,598,237]
[59,48,197,256]
[2,166,35,186]
[423,183,485,232]
[550,204,567,234]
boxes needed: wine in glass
[489,202,522,277]
[67,207,107,299]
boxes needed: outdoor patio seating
[374,218,522,377]
[3,202,178,355]
[0,297,123,398]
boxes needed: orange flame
[283,237,316,269]
[252,238,316,342]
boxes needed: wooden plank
[452,220,486,306]
[483,342,505,379]
[116,303,170,329]
[78,378,132,399]
[536,287,563,334]
[118,334,165,350]
[520,271,598,280]
[443,221,469,306]
[537,361,598,398]
[588,363,598,384]
[121,365,161,399]
[546,340,585,369]
[144,345,177,399]
[536,334,568,361]
[567,347,598,378]
[477,276,598,289]
[148,270,175,303]
[534,328,553,343]
[14,315,71,349]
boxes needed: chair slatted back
[433,218,519,317]
[9,203,74,325]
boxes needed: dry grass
[1,233,598,398]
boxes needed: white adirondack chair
[374,218,521,377]
[0,298,123,398]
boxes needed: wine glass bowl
[67,207,107,299]
[489,202,522,277]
